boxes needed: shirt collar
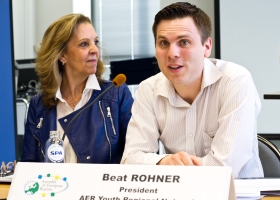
[56,74,101,101]
[84,74,101,91]
[156,58,223,107]
[201,58,223,89]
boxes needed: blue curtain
[0,0,16,162]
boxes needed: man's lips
[168,65,183,69]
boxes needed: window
[92,0,160,64]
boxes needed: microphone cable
[61,74,126,141]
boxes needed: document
[234,178,280,198]
[236,196,263,200]
[0,175,13,183]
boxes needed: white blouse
[56,74,101,163]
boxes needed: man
[121,2,263,178]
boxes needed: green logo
[24,181,39,195]
[23,174,68,197]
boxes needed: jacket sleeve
[117,84,134,154]
[20,95,43,162]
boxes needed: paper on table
[235,190,262,199]
[237,196,264,200]
[235,178,280,198]
[0,175,13,183]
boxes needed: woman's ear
[59,56,66,66]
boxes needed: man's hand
[157,151,202,166]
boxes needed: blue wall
[0,0,17,162]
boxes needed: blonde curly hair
[36,13,105,108]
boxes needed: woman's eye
[80,42,88,47]
[94,39,99,46]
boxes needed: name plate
[8,162,236,200]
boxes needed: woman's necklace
[62,93,83,110]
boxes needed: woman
[21,14,133,163]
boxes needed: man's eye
[160,40,168,46]
[180,40,189,45]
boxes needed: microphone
[112,73,126,87]
[62,74,126,141]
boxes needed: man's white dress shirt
[121,58,264,178]
[56,74,101,163]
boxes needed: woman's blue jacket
[21,81,133,163]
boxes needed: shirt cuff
[144,153,169,165]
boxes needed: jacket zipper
[99,101,112,163]
[33,134,45,159]
[37,118,43,128]
[107,107,116,135]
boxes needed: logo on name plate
[23,174,68,197]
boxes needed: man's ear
[204,37,212,58]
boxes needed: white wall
[34,0,73,52]
[219,0,280,133]
[12,0,36,59]
[12,0,91,60]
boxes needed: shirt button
[87,156,90,159]
[64,119,67,122]
[189,133,193,137]
[189,108,192,112]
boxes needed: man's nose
[167,44,180,59]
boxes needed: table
[0,183,10,200]
[264,91,280,99]
[262,197,280,200]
